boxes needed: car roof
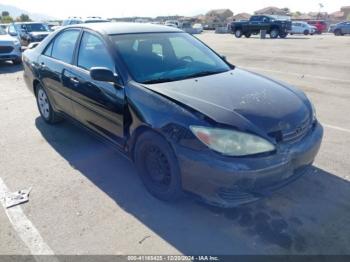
[65,22,182,35]
[13,22,47,25]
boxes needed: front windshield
[22,23,49,32]
[110,32,231,84]
[0,27,6,35]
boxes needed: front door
[65,30,126,147]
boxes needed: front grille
[282,118,311,143]
[217,166,310,202]
[0,46,14,54]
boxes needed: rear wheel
[279,32,288,38]
[134,131,183,201]
[244,32,251,38]
[334,29,342,36]
[270,29,279,39]
[234,29,243,38]
[35,84,62,124]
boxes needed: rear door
[247,16,260,32]
[38,29,81,116]
[65,30,126,146]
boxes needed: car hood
[29,32,49,37]
[143,68,312,138]
[0,34,17,44]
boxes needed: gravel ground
[0,32,349,256]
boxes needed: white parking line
[242,66,350,84]
[324,124,350,134]
[0,177,56,257]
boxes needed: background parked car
[193,23,204,33]
[307,20,327,34]
[62,16,110,26]
[165,20,180,28]
[181,22,200,34]
[7,22,51,46]
[291,21,315,35]
[329,21,350,36]
[0,26,22,65]
[0,23,9,31]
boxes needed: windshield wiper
[181,70,228,80]
[142,70,229,84]
[142,78,180,84]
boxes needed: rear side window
[77,32,114,71]
[51,30,80,64]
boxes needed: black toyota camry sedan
[23,23,323,207]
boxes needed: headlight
[190,126,275,156]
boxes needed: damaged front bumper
[175,122,323,207]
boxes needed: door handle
[70,77,79,84]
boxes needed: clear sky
[0,0,348,18]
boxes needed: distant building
[206,9,233,19]
[230,13,251,22]
[330,6,350,23]
[292,13,313,21]
[203,9,234,29]
[255,6,289,16]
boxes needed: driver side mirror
[221,55,227,61]
[9,31,18,36]
[90,67,119,83]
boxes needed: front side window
[111,32,230,84]
[8,25,17,35]
[77,32,114,71]
[51,30,80,64]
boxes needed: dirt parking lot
[0,32,350,256]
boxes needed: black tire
[12,57,22,65]
[270,28,279,39]
[303,30,309,35]
[244,32,251,38]
[134,131,183,202]
[279,32,288,38]
[334,29,342,36]
[35,84,62,124]
[234,29,243,38]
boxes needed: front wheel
[234,29,243,38]
[303,30,309,35]
[270,29,279,39]
[12,57,22,65]
[334,29,342,36]
[36,84,62,124]
[279,32,288,38]
[134,131,183,202]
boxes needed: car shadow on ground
[35,117,350,254]
[246,36,311,40]
[0,61,23,74]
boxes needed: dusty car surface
[22,23,323,207]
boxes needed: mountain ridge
[0,3,57,21]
